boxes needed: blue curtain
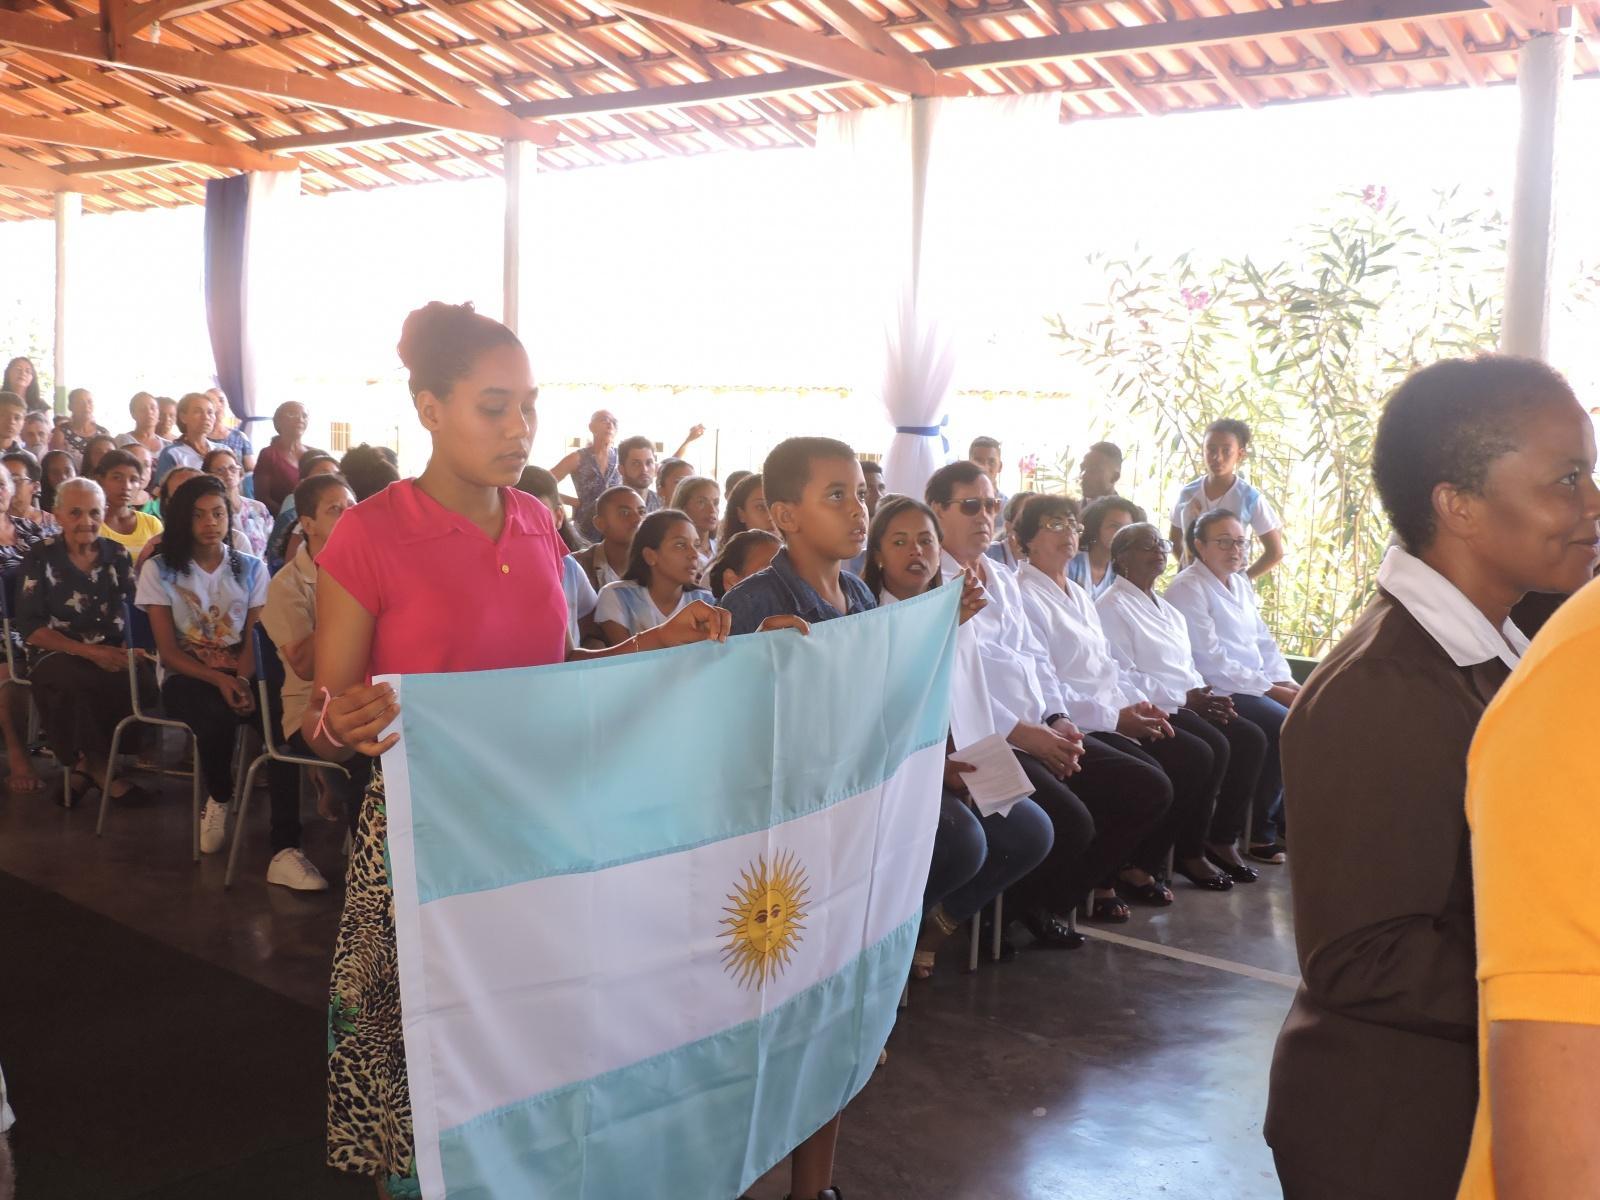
[203,175,249,422]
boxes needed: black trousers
[161,673,251,804]
[30,651,145,766]
[1092,725,1219,869]
[1010,736,1170,914]
[1172,707,1266,844]
[266,731,373,854]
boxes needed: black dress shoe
[1021,910,1086,949]
[1175,864,1234,891]
[1206,852,1260,884]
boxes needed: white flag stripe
[404,742,944,1133]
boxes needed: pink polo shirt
[318,478,569,678]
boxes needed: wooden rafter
[1088,56,1162,113]
[0,7,562,142]
[606,0,948,93]
[800,0,924,63]
[0,144,107,191]
[1192,43,1260,107]
[1309,32,1372,95]
[124,0,236,35]
[402,0,580,96]
[0,108,293,167]
[1420,16,1486,85]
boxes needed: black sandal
[1206,851,1260,884]
[1087,896,1131,923]
[1115,877,1175,906]
[1175,864,1234,891]
[1021,910,1086,950]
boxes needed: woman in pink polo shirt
[308,302,728,1198]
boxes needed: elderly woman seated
[1095,521,1272,891]
[1012,494,1240,913]
[15,478,151,807]
[1163,509,1299,865]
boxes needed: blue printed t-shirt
[721,545,876,636]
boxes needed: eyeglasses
[950,497,1002,516]
[1040,519,1083,535]
[1202,537,1249,551]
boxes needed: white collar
[1377,545,1528,670]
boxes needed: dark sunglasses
[949,497,1002,516]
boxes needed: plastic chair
[0,571,58,806]
[224,626,347,888]
[98,602,206,860]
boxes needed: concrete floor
[0,761,1297,1200]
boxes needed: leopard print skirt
[327,765,421,1198]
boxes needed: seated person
[617,435,662,514]
[135,474,268,854]
[0,463,43,793]
[655,456,692,513]
[862,495,942,606]
[81,435,116,479]
[94,449,163,557]
[261,472,367,892]
[3,452,50,534]
[204,447,273,556]
[1078,440,1122,502]
[985,492,1034,571]
[706,528,779,601]
[0,393,24,455]
[670,475,721,561]
[265,450,339,568]
[1164,509,1298,863]
[1096,522,1269,886]
[717,472,775,543]
[151,392,218,485]
[1168,417,1283,579]
[573,485,648,591]
[20,411,48,461]
[115,391,168,455]
[1069,496,1145,601]
[16,478,150,807]
[594,509,713,644]
[134,467,252,571]
[122,442,156,511]
[928,461,1171,934]
[968,436,1007,521]
[1014,495,1247,906]
[862,459,887,517]
[517,467,598,646]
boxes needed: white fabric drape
[240,168,301,423]
[817,94,1057,500]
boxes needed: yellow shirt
[99,510,163,556]
[1459,579,1600,1198]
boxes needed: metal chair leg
[97,718,132,836]
[191,736,202,863]
[225,754,269,889]
[967,910,981,974]
[990,894,1004,962]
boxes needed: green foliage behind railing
[1045,187,1512,658]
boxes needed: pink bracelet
[313,686,346,749]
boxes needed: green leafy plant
[1048,187,1507,657]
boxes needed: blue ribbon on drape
[203,176,250,423]
[894,416,949,454]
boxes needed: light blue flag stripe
[399,584,960,905]
[435,915,918,1199]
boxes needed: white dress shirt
[1095,573,1206,711]
[1376,545,1528,670]
[941,550,1066,736]
[1015,562,1141,734]
[1163,561,1292,696]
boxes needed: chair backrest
[125,601,156,652]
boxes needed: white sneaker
[266,848,329,892]
[199,797,229,855]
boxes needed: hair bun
[396,301,519,400]
[397,301,477,373]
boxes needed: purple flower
[1361,184,1388,211]
[1180,286,1213,312]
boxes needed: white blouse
[1094,573,1206,711]
[1162,561,1291,697]
[1015,562,1140,735]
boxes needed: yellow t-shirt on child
[1458,580,1600,1198]
[99,510,163,557]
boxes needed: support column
[1501,22,1573,360]
[52,191,79,414]
[502,139,535,335]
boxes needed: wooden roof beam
[1088,56,1163,113]
[0,146,108,191]
[1310,32,1372,95]
[1420,16,1486,84]
[800,0,929,61]
[0,7,561,143]
[125,0,237,36]
[402,0,579,95]
[0,108,296,167]
[1193,43,1261,107]
[605,0,950,94]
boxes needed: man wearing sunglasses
[926,461,1171,948]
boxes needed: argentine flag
[379,584,961,1199]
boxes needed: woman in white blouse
[1016,497,1243,898]
[1165,510,1298,864]
[1096,522,1274,887]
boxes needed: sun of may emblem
[720,850,811,989]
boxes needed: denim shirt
[721,546,876,635]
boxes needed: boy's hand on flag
[646,599,731,649]
[757,614,810,636]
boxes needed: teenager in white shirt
[1168,418,1284,579]
[1166,510,1299,862]
[1096,522,1274,889]
[1016,496,1251,893]
[594,509,713,644]
[928,462,1170,937]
